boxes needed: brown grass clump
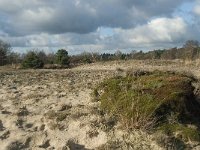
[44,110,69,122]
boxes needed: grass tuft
[93,70,200,143]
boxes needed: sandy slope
[1,60,200,150]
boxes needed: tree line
[0,39,200,69]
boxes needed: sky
[0,0,199,54]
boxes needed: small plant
[45,110,57,120]
[86,129,99,138]
[17,106,29,116]
[116,67,124,72]
[91,89,100,102]
[56,112,69,122]
[45,110,69,122]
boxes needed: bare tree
[183,40,199,49]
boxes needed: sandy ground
[1,60,200,150]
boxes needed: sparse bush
[21,51,44,69]
[183,40,199,49]
[83,57,92,64]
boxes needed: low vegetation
[0,39,200,69]
[21,51,44,69]
[93,70,200,145]
[55,49,70,66]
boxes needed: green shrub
[21,51,44,69]
[94,71,200,134]
[55,49,70,66]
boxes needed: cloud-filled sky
[0,0,199,54]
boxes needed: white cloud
[19,8,54,23]
[3,17,192,53]
[129,17,187,44]
[194,3,200,15]
[105,17,190,50]
[0,0,190,36]
[0,0,198,53]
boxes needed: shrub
[55,49,70,66]
[21,51,44,69]
[93,70,200,137]
[0,40,11,66]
